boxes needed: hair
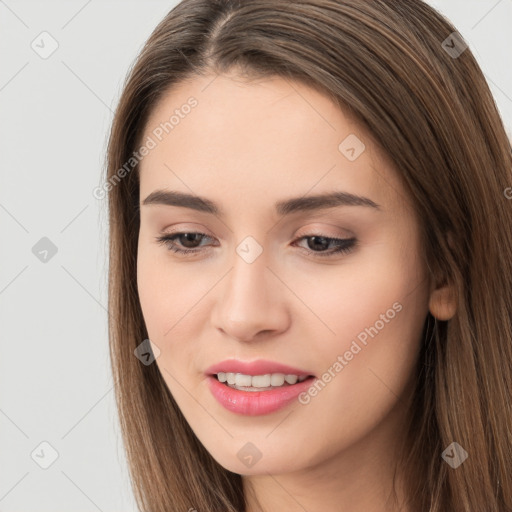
[104,1,512,510]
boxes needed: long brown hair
[104,1,512,510]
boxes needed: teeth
[270,373,285,386]
[216,372,309,388]
[235,373,252,387]
[285,374,298,385]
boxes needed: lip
[206,374,316,416]
[204,359,315,378]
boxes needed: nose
[211,250,291,343]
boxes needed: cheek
[137,234,194,332]
[137,241,167,336]
[292,234,428,387]
[136,239,212,376]
[294,238,425,340]
[345,269,426,396]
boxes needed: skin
[136,70,457,512]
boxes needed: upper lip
[205,359,315,377]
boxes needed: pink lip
[206,375,316,416]
[204,359,314,378]
[204,359,316,416]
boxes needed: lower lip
[206,375,316,416]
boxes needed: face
[136,71,434,477]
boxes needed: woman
[104,0,512,510]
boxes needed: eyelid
[155,228,357,259]
[294,222,354,239]
[161,223,215,237]
[159,220,354,243]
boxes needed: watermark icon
[31,441,59,469]
[338,133,365,161]
[298,301,403,404]
[237,441,263,468]
[441,442,468,468]
[31,31,59,59]
[32,237,58,263]
[441,31,468,59]
[236,236,263,264]
[504,187,512,200]
[134,338,161,365]
[92,97,198,200]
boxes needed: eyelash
[155,231,356,258]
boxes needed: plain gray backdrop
[1,1,511,510]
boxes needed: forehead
[138,72,407,216]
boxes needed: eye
[155,232,357,258]
[155,232,214,255]
[292,234,356,257]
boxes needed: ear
[428,280,457,320]
[428,232,457,321]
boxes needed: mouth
[210,372,315,391]
[206,371,317,415]
[205,359,315,384]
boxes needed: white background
[1,1,511,510]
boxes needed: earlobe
[428,282,457,320]
[428,232,458,321]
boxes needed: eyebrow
[141,189,381,216]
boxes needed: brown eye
[292,235,357,257]
[155,232,357,259]
[155,232,212,255]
